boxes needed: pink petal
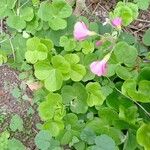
[96,40,103,46]
[112,17,122,27]
[90,59,107,76]
[73,21,93,41]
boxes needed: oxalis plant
[0,0,150,150]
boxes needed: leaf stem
[9,39,16,62]
[106,77,150,118]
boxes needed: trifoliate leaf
[51,55,71,74]
[114,41,138,67]
[86,82,106,107]
[38,93,65,121]
[62,83,88,114]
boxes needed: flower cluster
[73,18,122,77]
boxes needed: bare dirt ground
[0,65,40,149]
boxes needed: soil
[0,65,40,150]
[84,0,150,39]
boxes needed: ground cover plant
[0,0,150,150]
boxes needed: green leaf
[20,7,34,22]
[35,130,61,150]
[81,41,95,55]
[35,130,52,150]
[112,2,139,26]
[38,93,65,121]
[86,82,106,107]
[98,107,119,125]
[38,0,72,30]
[134,0,150,10]
[40,38,54,50]
[8,138,26,150]
[143,28,150,46]
[0,50,7,65]
[7,0,17,9]
[80,128,96,145]
[26,16,39,33]
[114,41,138,67]
[61,86,77,105]
[70,64,86,81]
[0,1,8,19]
[38,1,53,21]
[11,34,27,63]
[93,134,116,150]
[136,123,150,150]
[10,114,23,132]
[52,0,72,18]
[34,61,52,80]
[11,87,21,99]
[119,32,136,45]
[49,17,67,30]
[115,65,132,80]
[64,54,80,64]
[7,15,26,30]
[26,37,40,51]
[62,83,88,114]
[119,105,138,124]
[0,131,10,150]
[123,130,138,150]
[59,36,76,51]
[86,118,124,145]
[61,130,73,145]
[44,69,63,92]
[43,120,64,137]
[138,67,150,81]
[122,79,150,103]
[25,51,38,64]
[51,55,71,74]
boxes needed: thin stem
[19,0,29,9]
[0,20,3,34]
[106,77,150,118]
[0,36,14,44]
[115,87,150,118]
[9,39,16,62]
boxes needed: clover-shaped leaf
[136,124,150,150]
[86,82,106,107]
[114,41,138,67]
[61,83,88,114]
[38,93,65,121]
[122,79,150,103]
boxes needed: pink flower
[90,52,112,76]
[112,17,122,28]
[90,59,107,76]
[96,40,103,46]
[73,21,96,41]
